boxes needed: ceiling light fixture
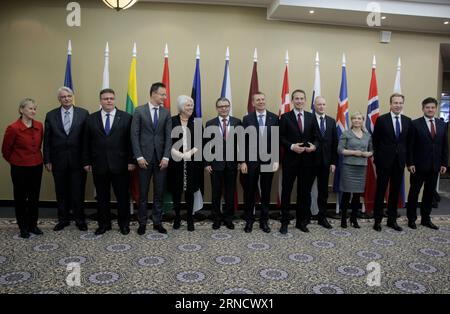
[102,0,138,11]
[309,10,315,14]
[381,16,387,20]
[444,21,449,25]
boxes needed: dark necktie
[63,110,71,135]
[395,116,400,140]
[153,107,159,129]
[430,119,436,139]
[297,112,303,133]
[222,118,228,139]
[320,116,325,136]
[105,113,111,135]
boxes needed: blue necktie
[153,107,159,129]
[105,113,111,135]
[258,114,265,134]
[320,116,325,136]
[63,110,71,135]
[395,116,400,140]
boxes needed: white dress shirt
[390,111,402,133]
[101,108,116,129]
[291,109,305,151]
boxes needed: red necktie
[430,119,436,139]
[297,112,303,133]
[222,118,227,139]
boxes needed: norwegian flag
[333,53,350,213]
[363,56,379,214]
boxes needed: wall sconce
[102,0,138,11]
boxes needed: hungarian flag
[363,56,379,214]
[162,44,171,110]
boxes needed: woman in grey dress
[338,111,373,228]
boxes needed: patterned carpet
[0,217,449,294]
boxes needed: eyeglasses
[217,105,230,109]
[59,95,73,99]
[101,97,115,101]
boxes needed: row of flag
[63,40,405,214]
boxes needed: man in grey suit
[43,86,89,231]
[131,82,172,235]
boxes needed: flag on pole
[363,56,380,214]
[247,48,259,114]
[162,43,171,110]
[333,53,350,213]
[277,50,290,207]
[310,52,321,215]
[191,45,204,212]
[102,42,109,89]
[221,47,233,116]
[125,43,140,209]
[310,51,321,113]
[192,45,202,118]
[393,57,406,208]
[64,40,74,92]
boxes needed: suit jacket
[43,106,89,171]
[280,110,319,168]
[82,109,133,175]
[314,114,338,167]
[204,116,242,171]
[242,110,279,165]
[407,117,448,172]
[372,112,411,169]
[131,104,172,163]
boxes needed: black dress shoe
[244,222,253,233]
[296,224,309,233]
[19,230,30,239]
[260,222,271,233]
[29,226,43,235]
[279,224,288,234]
[318,219,332,229]
[225,221,235,230]
[153,224,167,234]
[350,219,360,229]
[408,221,417,229]
[53,221,70,231]
[212,221,221,230]
[137,225,146,235]
[421,221,439,230]
[373,223,382,232]
[187,221,195,232]
[119,226,130,235]
[94,227,107,235]
[387,221,403,232]
[76,223,88,231]
[105,224,112,231]
[173,218,181,230]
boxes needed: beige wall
[1,0,449,201]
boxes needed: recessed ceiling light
[381,16,387,20]
[309,10,315,14]
[444,21,449,25]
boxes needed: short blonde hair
[350,111,365,129]
[18,98,36,116]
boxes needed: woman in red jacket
[2,98,44,238]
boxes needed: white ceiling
[141,0,450,34]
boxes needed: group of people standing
[2,83,448,239]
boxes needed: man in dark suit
[82,88,135,235]
[406,97,448,230]
[204,97,242,230]
[240,92,279,233]
[311,96,338,229]
[372,93,412,232]
[279,89,319,234]
[131,82,172,235]
[44,86,89,231]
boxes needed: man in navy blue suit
[406,97,448,230]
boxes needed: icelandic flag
[333,54,350,213]
[221,47,232,116]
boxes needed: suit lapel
[385,114,396,140]
[289,111,302,136]
[96,111,106,136]
[108,110,120,136]
[69,107,78,135]
[56,107,65,135]
[419,118,432,141]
